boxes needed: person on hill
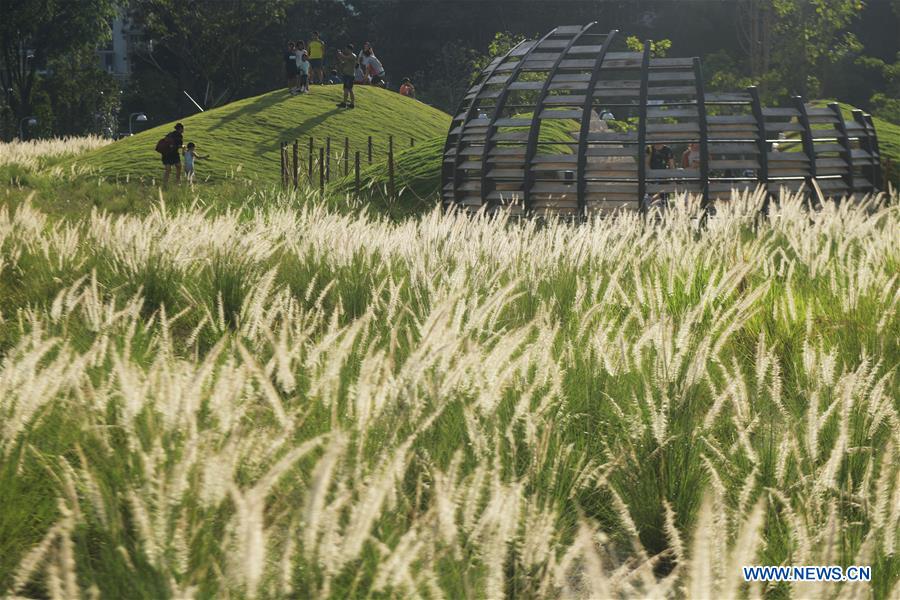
[646,142,674,171]
[291,41,308,94]
[336,44,357,108]
[284,41,299,93]
[308,31,325,84]
[681,142,701,169]
[298,52,311,93]
[354,57,369,85]
[399,77,416,99]
[362,47,386,88]
[326,69,342,85]
[160,123,184,186]
[183,142,208,184]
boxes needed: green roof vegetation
[70,86,451,183]
[330,117,582,217]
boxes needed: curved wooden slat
[479,28,560,208]
[444,41,528,207]
[828,102,854,197]
[575,29,619,215]
[692,57,710,207]
[521,22,597,214]
[636,41,652,211]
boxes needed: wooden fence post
[410,137,415,148]
[355,151,361,195]
[344,137,350,177]
[280,142,286,188]
[367,136,373,164]
[292,140,299,189]
[308,137,314,179]
[326,137,331,182]
[319,147,325,192]
[389,135,393,158]
[388,143,395,199]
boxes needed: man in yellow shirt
[308,31,325,85]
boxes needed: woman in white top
[361,47,385,87]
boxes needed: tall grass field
[1,134,899,599]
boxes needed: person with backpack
[156,123,184,185]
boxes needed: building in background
[97,10,135,80]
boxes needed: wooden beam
[828,102,854,197]
[636,41,651,212]
[444,42,527,208]
[480,28,559,207]
[747,86,770,212]
[575,30,619,216]
[693,57,709,208]
[522,23,597,214]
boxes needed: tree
[127,0,292,110]
[0,0,117,137]
[734,0,864,98]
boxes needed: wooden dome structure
[441,24,883,215]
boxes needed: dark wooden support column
[575,29,618,216]
[522,22,596,214]
[792,96,817,190]
[828,102,854,197]
[852,109,876,192]
[864,113,883,190]
[480,29,558,207]
[747,86,770,213]
[636,41,652,212]
[692,57,710,208]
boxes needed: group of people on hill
[284,33,416,108]
[155,123,208,185]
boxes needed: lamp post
[129,112,148,135]
[18,116,37,140]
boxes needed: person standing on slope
[308,31,326,84]
[284,41,299,93]
[336,44,357,108]
[160,123,184,186]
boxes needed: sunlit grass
[0,187,898,598]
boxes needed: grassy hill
[72,86,450,183]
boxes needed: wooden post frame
[344,137,350,177]
[368,135,373,164]
[292,140,299,189]
[355,151,361,194]
[522,22,596,215]
[326,137,331,182]
[479,29,559,207]
[319,147,325,192]
[308,137,314,179]
[445,41,526,207]
[280,142,286,188]
[636,40,652,212]
[792,96,817,189]
[828,102,854,196]
[388,144,396,199]
[575,29,618,216]
[692,57,710,208]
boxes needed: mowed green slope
[74,86,450,182]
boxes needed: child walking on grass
[184,143,208,183]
